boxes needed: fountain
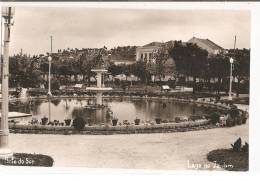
[85,52,113,124]
[86,69,112,106]
[86,52,112,107]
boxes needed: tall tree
[152,44,169,82]
[229,49,250,97]
[169,41,208,93]
[208,55,230,94]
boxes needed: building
[136,41,175,81]
[187,37,225,56]
[136,42,163,62]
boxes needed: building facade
[136,42,163,62]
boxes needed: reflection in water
[8,98,209,125]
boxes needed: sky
[3,7,250,55]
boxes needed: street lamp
[228,57,234,100]
[0,7,15,158]
[47,55,52,96]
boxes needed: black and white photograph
[0,2,253,177]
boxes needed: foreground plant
[207,137,249,171]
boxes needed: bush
[64,119,72,126]
[241,112,248,124]
[209,112,220,124]
[189,115,201,121]
[134,118,140,125]
[229,107,240,119]
[112,118,118,126]
[236,118,242,125]
[155,118,161,124]
[72,117,86,131]
[242,142,249,152]
[226,118,235,127]
[52,79,61,90]
[41,117,48,125]
[123,120,130,125]
[231,137,242,152]
[161,119,169,123]
[175,117,181,123]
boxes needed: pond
[8,97,210,125]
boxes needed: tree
[131,61,151,84]
[9,54,44,88]
[78,48,109,86]
[169,41,208,93]
[108,63,123,77]
[229,49,250,97]
[152,44,169,82]
[208,55,230,94]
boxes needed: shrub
[189,115,201,121]
[53,120,59,126]
[123,120,130,125]
[41,117,48,125]
[242,142,249,152]
[64,119,72,126]
[155,118,161,124]
[236,118,242,125]
[72,117,86,131]
[112,118,118,126]
[175,117,181,123]
[241,112,248,124]
[229,107,240,119]
[226,118,234,127]
[209,112,220,124]
[134,118,140,125]
[231,137,242,152]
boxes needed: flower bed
[9,119,212,135]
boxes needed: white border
[0,1,259,180]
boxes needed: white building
[136,42,163,62]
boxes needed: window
[149,53,152,60]
[144,53,147,60]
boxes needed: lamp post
[48,36,53,96]
[228,57,234,100]
[47,36,53,123]
[48,55,52,96]
[0,7,15,158]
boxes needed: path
[9,119,248,170]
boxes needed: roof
[143,42,163,47]
[188,37,224,50]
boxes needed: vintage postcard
[0,1,255,178]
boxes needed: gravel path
[9,120,248,170]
